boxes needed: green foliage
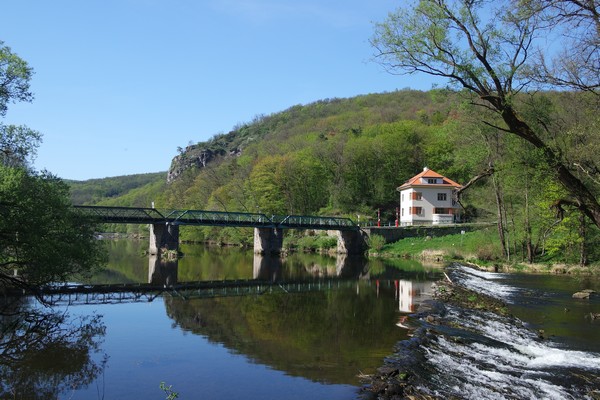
[0,166,106,289]
[368,234,387,252]
[67,172,166,205]
[159,382,179,400]
[0,124,41,168]
[286,233,338,252]
[72,87,599,265]
[0,41,34,117]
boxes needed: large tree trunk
[524,174,534,263]
[498,104,600,228]
[579,212,588,267]
[491,174,509,259]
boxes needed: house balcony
[432,213,454,225]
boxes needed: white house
[397,167,462,225]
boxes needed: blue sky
[3,0,439,181]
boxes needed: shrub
[368,234,386,252]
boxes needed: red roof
[397,168,462,190]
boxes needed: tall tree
[0,41,105,296]
[0,167,106,293]
[371,0,600,228]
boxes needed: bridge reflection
[40,255,435,308]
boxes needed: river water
[0,240,440,399]
[1,242,599,399]
[388,264,600,399]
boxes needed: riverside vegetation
[68,81,600,268]
[2,0,599,290]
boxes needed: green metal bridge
[73,205,358,231]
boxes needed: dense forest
[70,88,600,266]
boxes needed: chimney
[423,166,429,172]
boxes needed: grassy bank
[375,227,502,261]
[373,227,600,275]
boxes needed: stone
[572,291,591,299]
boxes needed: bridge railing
[274,215,357,230]
[167,210,274,227]
[73,205,166,223]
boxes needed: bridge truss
[74,205,358,230]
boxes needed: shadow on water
[0,298,107,399]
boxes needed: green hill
[67,172,166,206]
[67,89,600,265]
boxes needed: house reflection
[395,280,432,313]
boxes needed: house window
[411,192,422,200]
[427,178,437,184]
[401,194,404,202]
[434,208,446,214]
[401,208,404,216]
[412,207,423,215]
[437,193,447,201]
[408,207,412,215]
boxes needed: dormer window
[427,178,437,184]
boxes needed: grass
[380,227,502,262]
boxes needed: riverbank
[360,264,600,399]
[370,228,600,276]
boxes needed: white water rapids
[402,265,600,399]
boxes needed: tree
[520,0,600,93]
[0,167,106,294]
[0,41,33,117]
[371,0,600,228]
[0,124,41,168]
[0,41,106,296]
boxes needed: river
[1,241,599,399]
[380,264,600,399]
[0,240,440,399]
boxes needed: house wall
[399,186,457,225]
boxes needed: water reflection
[163,279,411,385]
[0,298,107,399]
[253,254,370,281]
[148,254,178,286]
[396,280,431,313]
[4,241,444,399]
[253,254,282,280]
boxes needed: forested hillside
[73,89,599,265]
[68,172,165,206]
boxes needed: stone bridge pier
[253,227,368,255]
[253,228,284,255]
[330,229,369,255]
[149,223,180,255]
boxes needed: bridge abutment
[253,228,284,255]
[149,223,179,255]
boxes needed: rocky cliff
[167,144,242,183]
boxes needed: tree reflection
[164,281,409,385]
[0,298,107,399]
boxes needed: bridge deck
[74,206,358,230]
